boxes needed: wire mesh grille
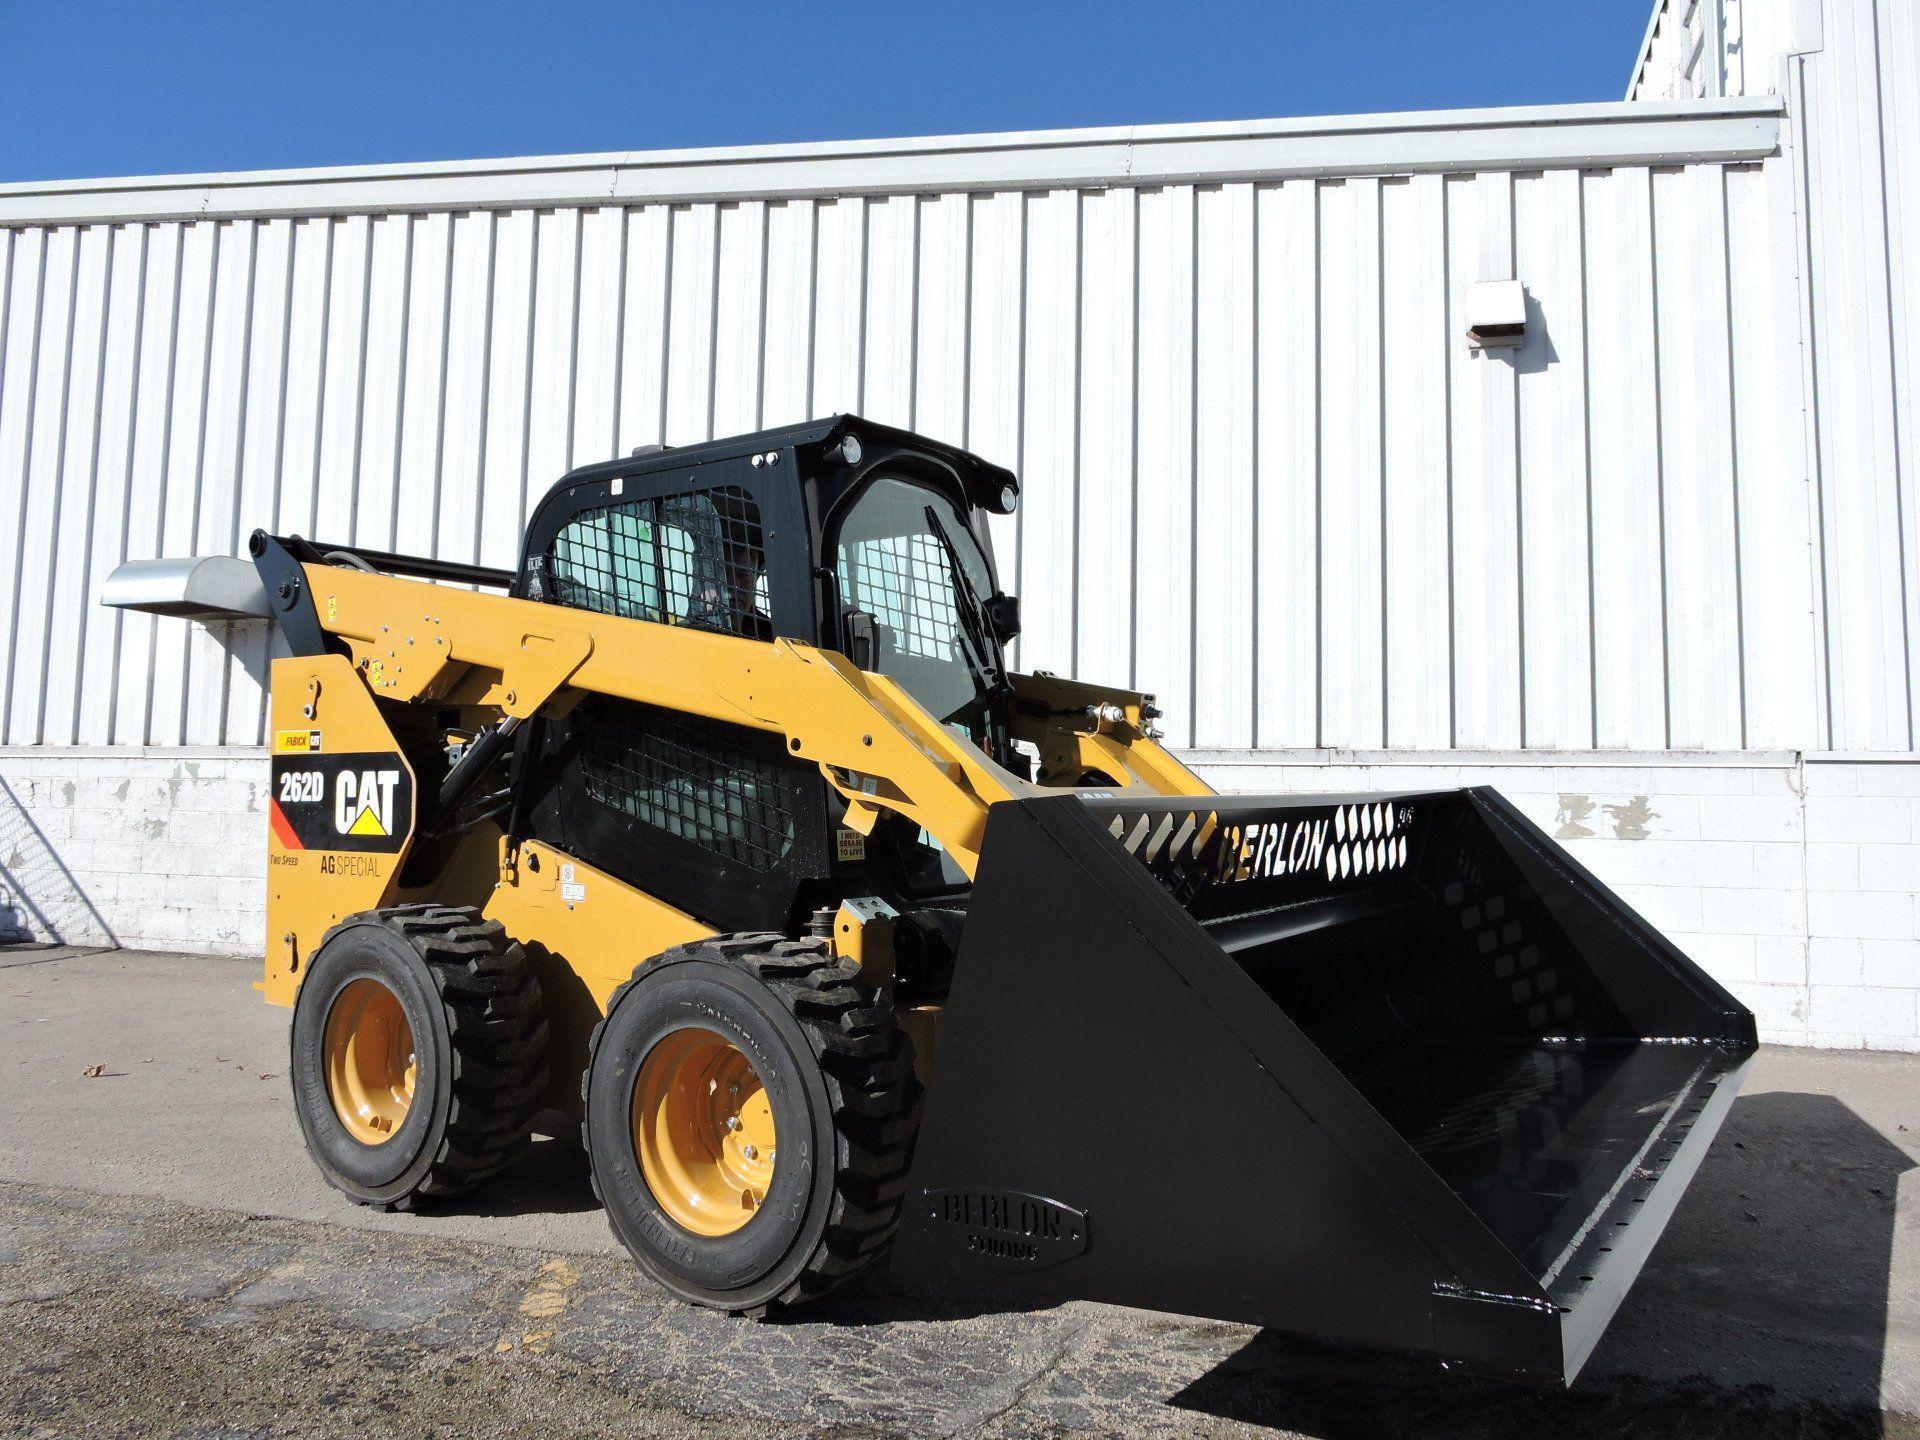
[576,697,798,870]
[837,533,961,661]
[548,485,770,639]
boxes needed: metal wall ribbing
[1634,0,1920,753]
[5,98,1886,755]
[1787,0,1919,753]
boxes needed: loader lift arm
[255,533,1202,882]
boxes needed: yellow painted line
[502,1257,580,1354]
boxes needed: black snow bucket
[892,788,1757,1384]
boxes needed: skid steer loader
[107,415,1756,1384]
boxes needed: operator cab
[517,416,1019,735]
[512,417,1022,966]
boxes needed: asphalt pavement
[2,945,1916,1438]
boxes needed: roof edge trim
[0,98,1784,227]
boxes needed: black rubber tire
[583,933,921,1315]
[290,904,550,1210]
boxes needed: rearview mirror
[842,609,879,670]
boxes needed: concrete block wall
[3,745,1916,1051]
[0,748,267,956]
[1799,761,1920,1048]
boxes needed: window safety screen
[577,696,798,870]
[548,484,770,640]
[834,475,998,726]
[840,532,961,662]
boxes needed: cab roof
[534,414,1017,515]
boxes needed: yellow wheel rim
[323,978,416,1146]
[632,1028,777,1238]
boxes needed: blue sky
[0,2,1651,183]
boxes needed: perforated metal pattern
[837,533,962,661]
[1096,797,1421,914]
[576,696,796,869]
[1438,879,1573,1032]
[548,485,769,639]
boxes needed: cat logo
[269,751,413,855]
[335,769,401,839]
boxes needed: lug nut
[741,1143,758,1162]
[725,1115,741,1132]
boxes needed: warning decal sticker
[268,752,414,854]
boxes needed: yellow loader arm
[308,560,1207,879]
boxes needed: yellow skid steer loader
[109,416,1756,1384]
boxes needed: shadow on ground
[396,1085,1916,1435]
[430,1133,602,1220]
[1168,1090,1915,1438]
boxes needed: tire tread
[584,931,922,1315]
[309,903,549,1208]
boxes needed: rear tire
[583,934,920,1314]
[290,904,550,1210]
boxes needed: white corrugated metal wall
[1633,0,1919,753]
[0,100,1854,756]
[4,91,1918,1047]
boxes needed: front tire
[584,934,920,1314]
[290,904,550,1210]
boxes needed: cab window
[548,484,771,640]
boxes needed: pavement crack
[952,1318,1086,1439]
[0,1287,79,1308]
[0,945,114,970]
